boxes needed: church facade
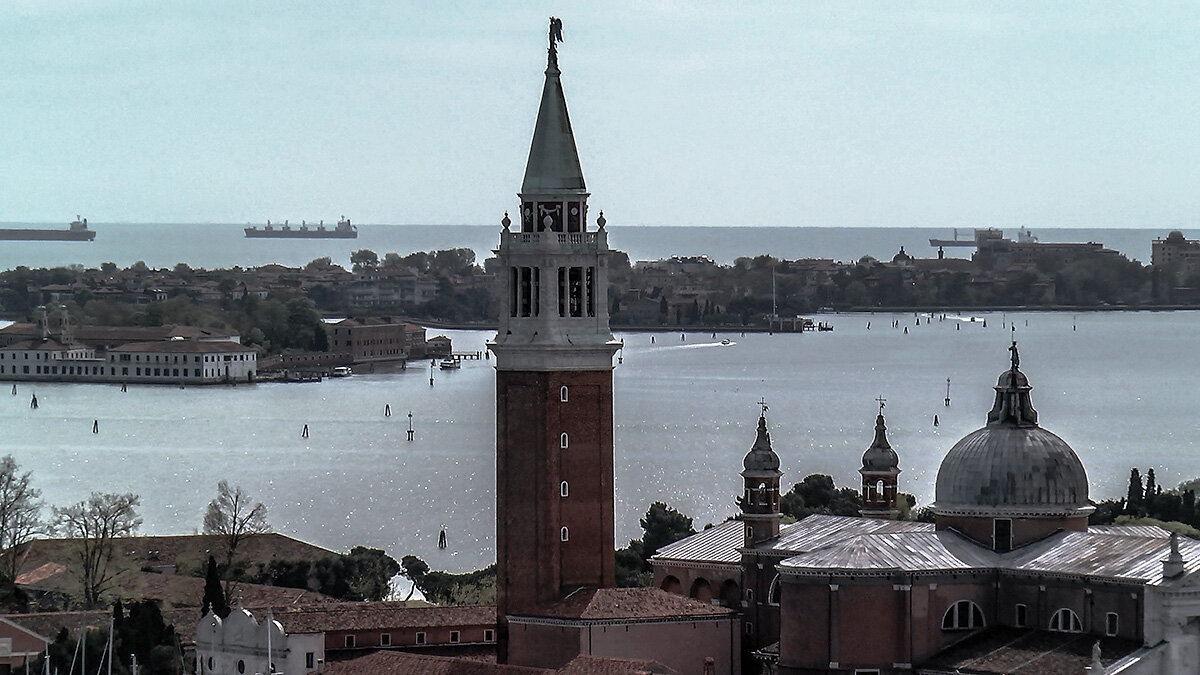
[654,346,1200,674]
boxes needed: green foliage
[201,556,229,618]
[780,474,863,520]
[18,601,180,675]
[615,502,696,587]
[248,548,401,602]
[399,555,495,605]
[350,249,379,270]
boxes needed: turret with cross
[860,396,902,519]
[741,398,784,546]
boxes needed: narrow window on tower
[558,267,567,317]
[532,267,540,316]
[560,386,569,402]
[519,267,532,317]
[569,267,583,316]
[560,432,569,449]
[560,527,569,541]
[560,481,569,497]
[586,267,595,316]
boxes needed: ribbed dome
[743,414,781,472]
[861,414,899,472]
[933,343,1090,516]
[934,425,1088,513]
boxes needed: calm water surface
[1,312,1196,572]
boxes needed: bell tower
[859,400,901,519]
[740,402,782,546]
[488,17,621,663]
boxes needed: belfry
[488,16,622,661]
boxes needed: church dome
[743,414,781,473]
[933,344,1090,516]
[861,414,899,472]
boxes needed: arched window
[237,661,245,675]
[560,433,569,449]
[1049,608,1083,633]
[560,386,568,402]
[560,481,569,497]
[942,600,985,631]
[768,574,782,606]
[560,526,569,541]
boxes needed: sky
[2,2,1199,229]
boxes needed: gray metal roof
[781,530,995,573]
[770,514,933,556]
[652,520,743,565]
[773,515,1200,584]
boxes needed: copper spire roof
[520,18,587,196]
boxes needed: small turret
[740,402,783,546]
[860,400,901,519]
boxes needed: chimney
[1163,531,1185,579]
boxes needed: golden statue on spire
[548,17,564,65]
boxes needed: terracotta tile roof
[107,341,252,354]
[271,604,495,633]
[323,650,548,675]
[920,628,1141,674]
[519,588,734,621]
[557,655,678,675]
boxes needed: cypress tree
[202,556,229,618]
[1127,468,1143,513]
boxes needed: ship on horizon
[0,216,96,242]
[930,227,1036,248]
[244,217,357,239]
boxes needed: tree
[349,249,379,271]
[344,546,402,601]
[203,481,269,592]
[304,257,333,272]
[201,555,229,618]
[51,492,141,607]
[615,502,697,586]
[0,455,42,582]
[1127,468,1144,513]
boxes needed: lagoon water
[1,312,1197,573]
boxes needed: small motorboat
[331,366,352,377]
[721,339,731,345]
[439,358,461,370]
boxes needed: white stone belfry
[488,25,620,372]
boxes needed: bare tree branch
[51,492,141,608]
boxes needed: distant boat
[929,227,1036,248]
[0,216,96,242]
[721,339,731,345]
[330,366,352,377]
[439,357,461,370]
[245,217,357,239]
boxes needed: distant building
[0,338,256,384]
[1152,230,1200,284]
[196,603,497,675]
[324,318,430,362]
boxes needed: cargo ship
[0,216,96,241]
[244,217,357,239]
[929,227,1036,248]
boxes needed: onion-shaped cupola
[932,342,1093,550]
[860,403,901,519]
[741,403,783,546]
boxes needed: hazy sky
[3,2,1199,228]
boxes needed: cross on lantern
[875,395,887,414]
